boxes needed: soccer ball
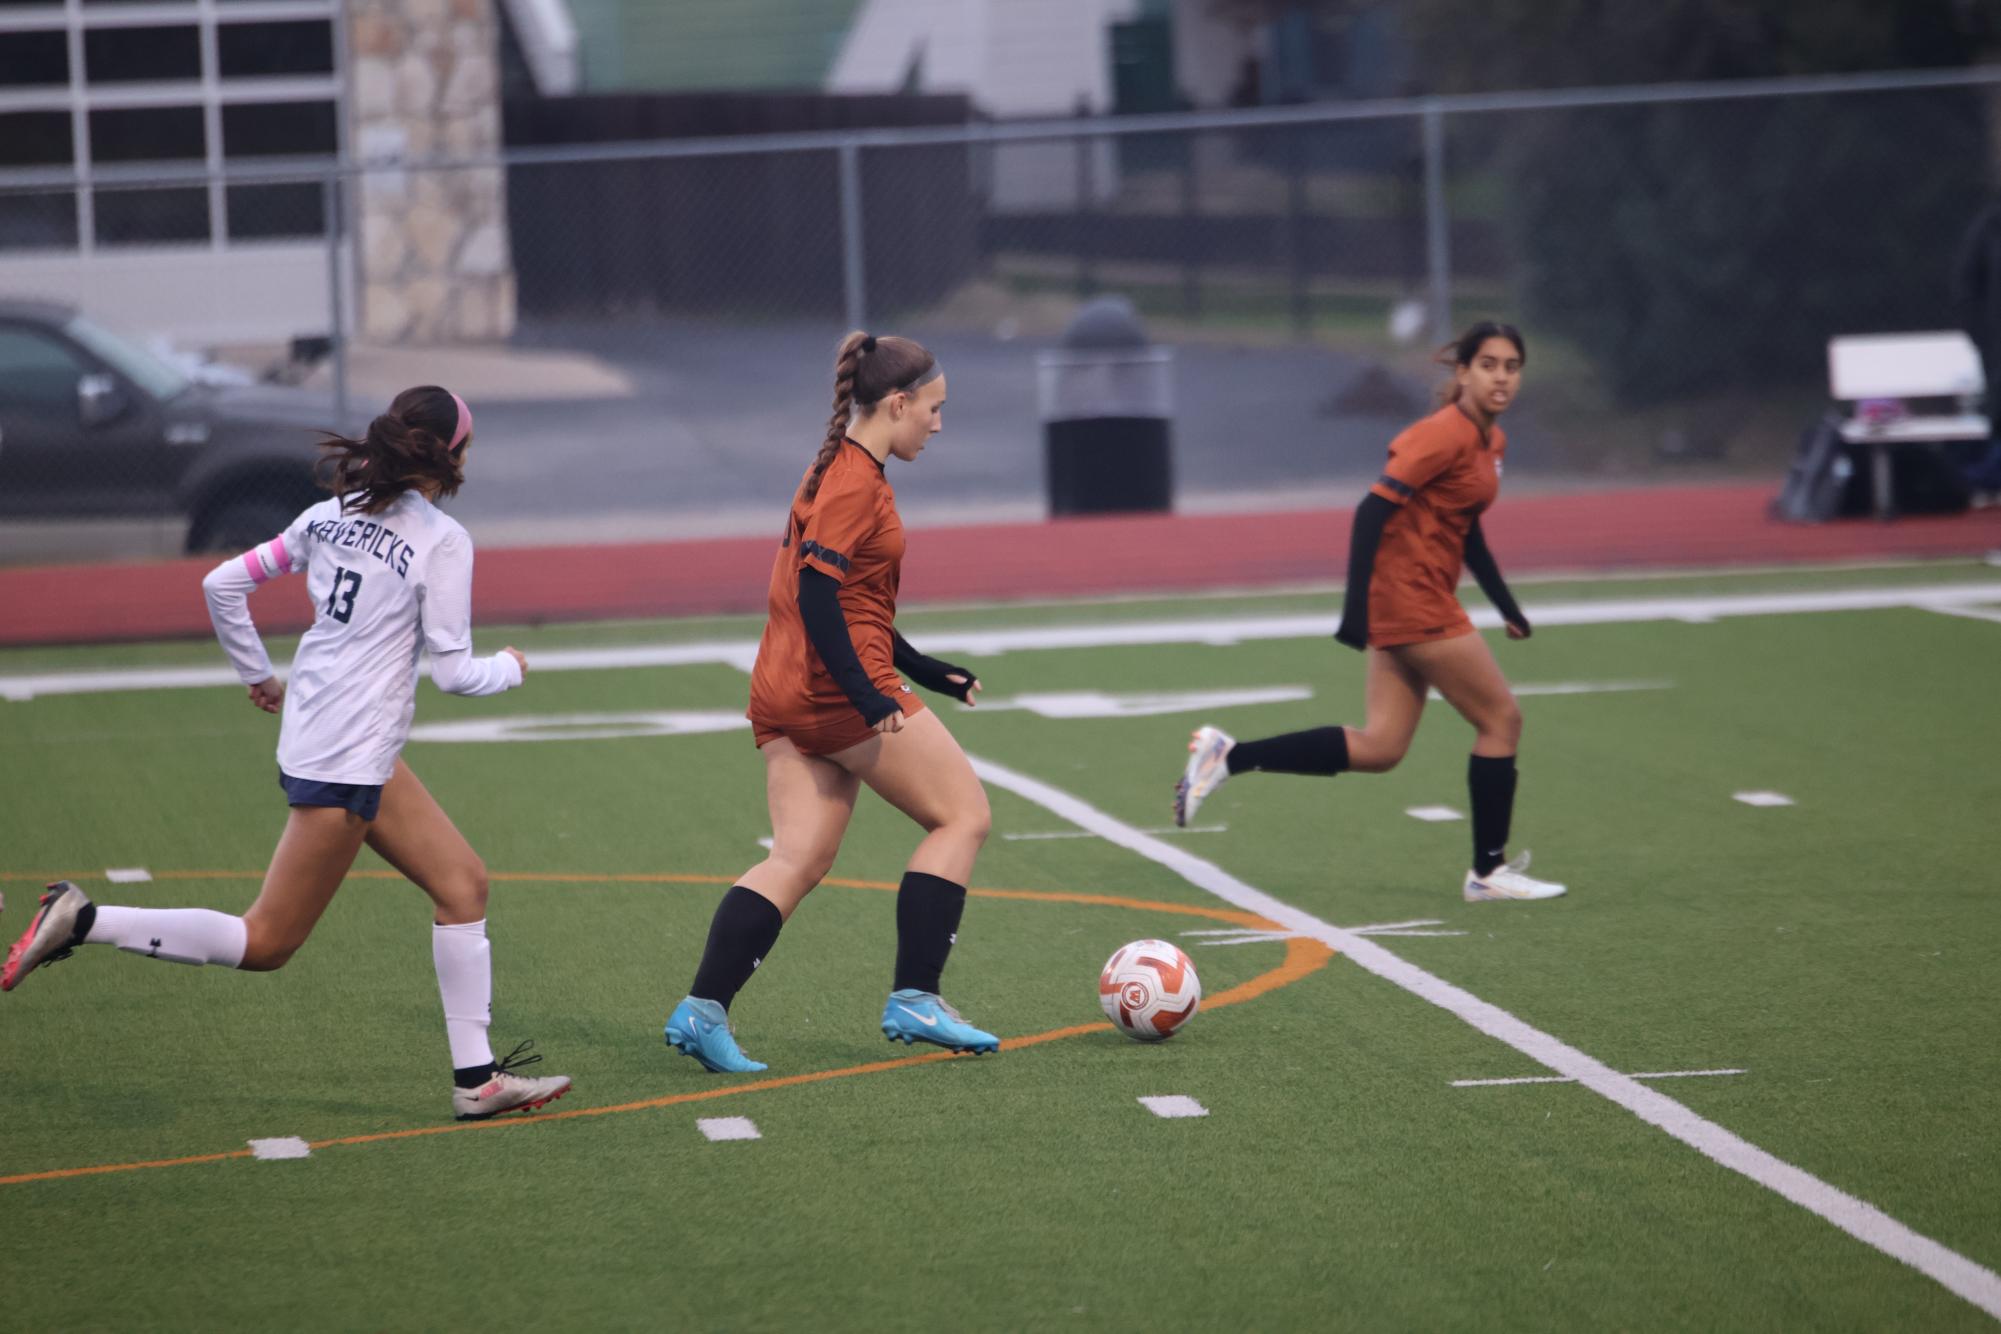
[1099,938,1201,1042]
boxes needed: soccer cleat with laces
[880,989,1000,1054]
[664,995,768,1073]
[3,881,95,992]
[1174,725,1235,828]
[451,1040,572,1121]
[1463,851,1567,902]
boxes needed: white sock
[84,905,247,967]
[433,919,494,1072]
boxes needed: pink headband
[447,391,473,451]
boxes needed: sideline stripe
[964,753,2001,1323]
[0,883,1330,1187]
[6,580,2000,701]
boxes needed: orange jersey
[1363,403,1505,647]
[747,440,921,748]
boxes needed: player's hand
[504,646,528,676]
[247,677,285,713]
[1505,620,1531,640]
[948,673,981,706]
[874,710,905,735]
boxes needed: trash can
[1037,296,1174,515]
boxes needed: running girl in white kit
[2,385,571,1122]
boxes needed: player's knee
[433,859,489,925]
[1351,733,1408,773]
[962,796,993,849]
[773,844,838,888]
[239,921,301,971]
[1492,700,1524,748]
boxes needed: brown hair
[1435,320,1526,406]
[803,330,936,501]
[318,385,468,515]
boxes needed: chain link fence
[1,68,1995,561]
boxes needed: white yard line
[1453,1069,1749,1088]
[6,581,2000,702]
[965,752,2001,1323]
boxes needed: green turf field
[3,561,1999,1331]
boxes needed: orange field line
[0,873,1332,1188]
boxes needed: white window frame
[0,0,341,253]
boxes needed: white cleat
[452,1041,573,1121]
[1173,725,1236,828]
[1463,851,1567,902]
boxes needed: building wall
[0,0,344,344]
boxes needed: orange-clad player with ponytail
[663,331,999,1073]
[1175,322,1568,903]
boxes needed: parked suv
[0,299,348,552]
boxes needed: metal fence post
[322,168,349,423]
[837,140,867,330]
[1422,101,1452,346]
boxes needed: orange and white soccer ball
[1099,938,1201,1042]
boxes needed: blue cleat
[880,989,1000,1054]
[664,996,768,1074]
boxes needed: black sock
[454,1062,497,1090]
[893,871,967,995]
[1468,754,1518,876]
[1226,726,1350,776]
[689,885,784,1010]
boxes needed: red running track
[3,483,1999,647]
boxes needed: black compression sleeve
[1334,493,1395,650]
[1462,520,1529,635]
[891,630,977,703]
[798,567,899,725]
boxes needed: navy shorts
[278,771,383,821]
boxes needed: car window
[0,327,87,411]
[63,315,190,401]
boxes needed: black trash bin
[1037,297,1174,515]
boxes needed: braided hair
[803,330,936,501]
[318,385,469,515]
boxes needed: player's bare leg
[669,739,860,1073]
[1177,645,1427,825]
[832,710,998,1054]
[1401,633,1564,901]
[368,760,570,1119]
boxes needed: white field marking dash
[10,581,2001,702]
[1004,824,1225,841]
[1925,604,2001,626]
[964,752,2001,1323]
[1182,928,1301,948]
[1427,680,1673,700]
[1454,1068,1749,1088]
[248,1137,311,1160]
[1138,1095,1209,1119]
[1405,806,1464,823]
[1734,791,1797,808]
[1348,918,1467,938]
[104,867,153,884]
[697,1117,761,1143]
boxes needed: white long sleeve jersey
[202,492,521,785]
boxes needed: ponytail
[803,329,937,501]
[805,331,870,502]
[317,384,467,514]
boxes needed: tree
[1210,0,1997,403]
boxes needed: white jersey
[202,491,521,786]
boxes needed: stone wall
[347,0,515,343]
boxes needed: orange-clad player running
[663,331,1000,1073]
[1174,322,1568,902]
